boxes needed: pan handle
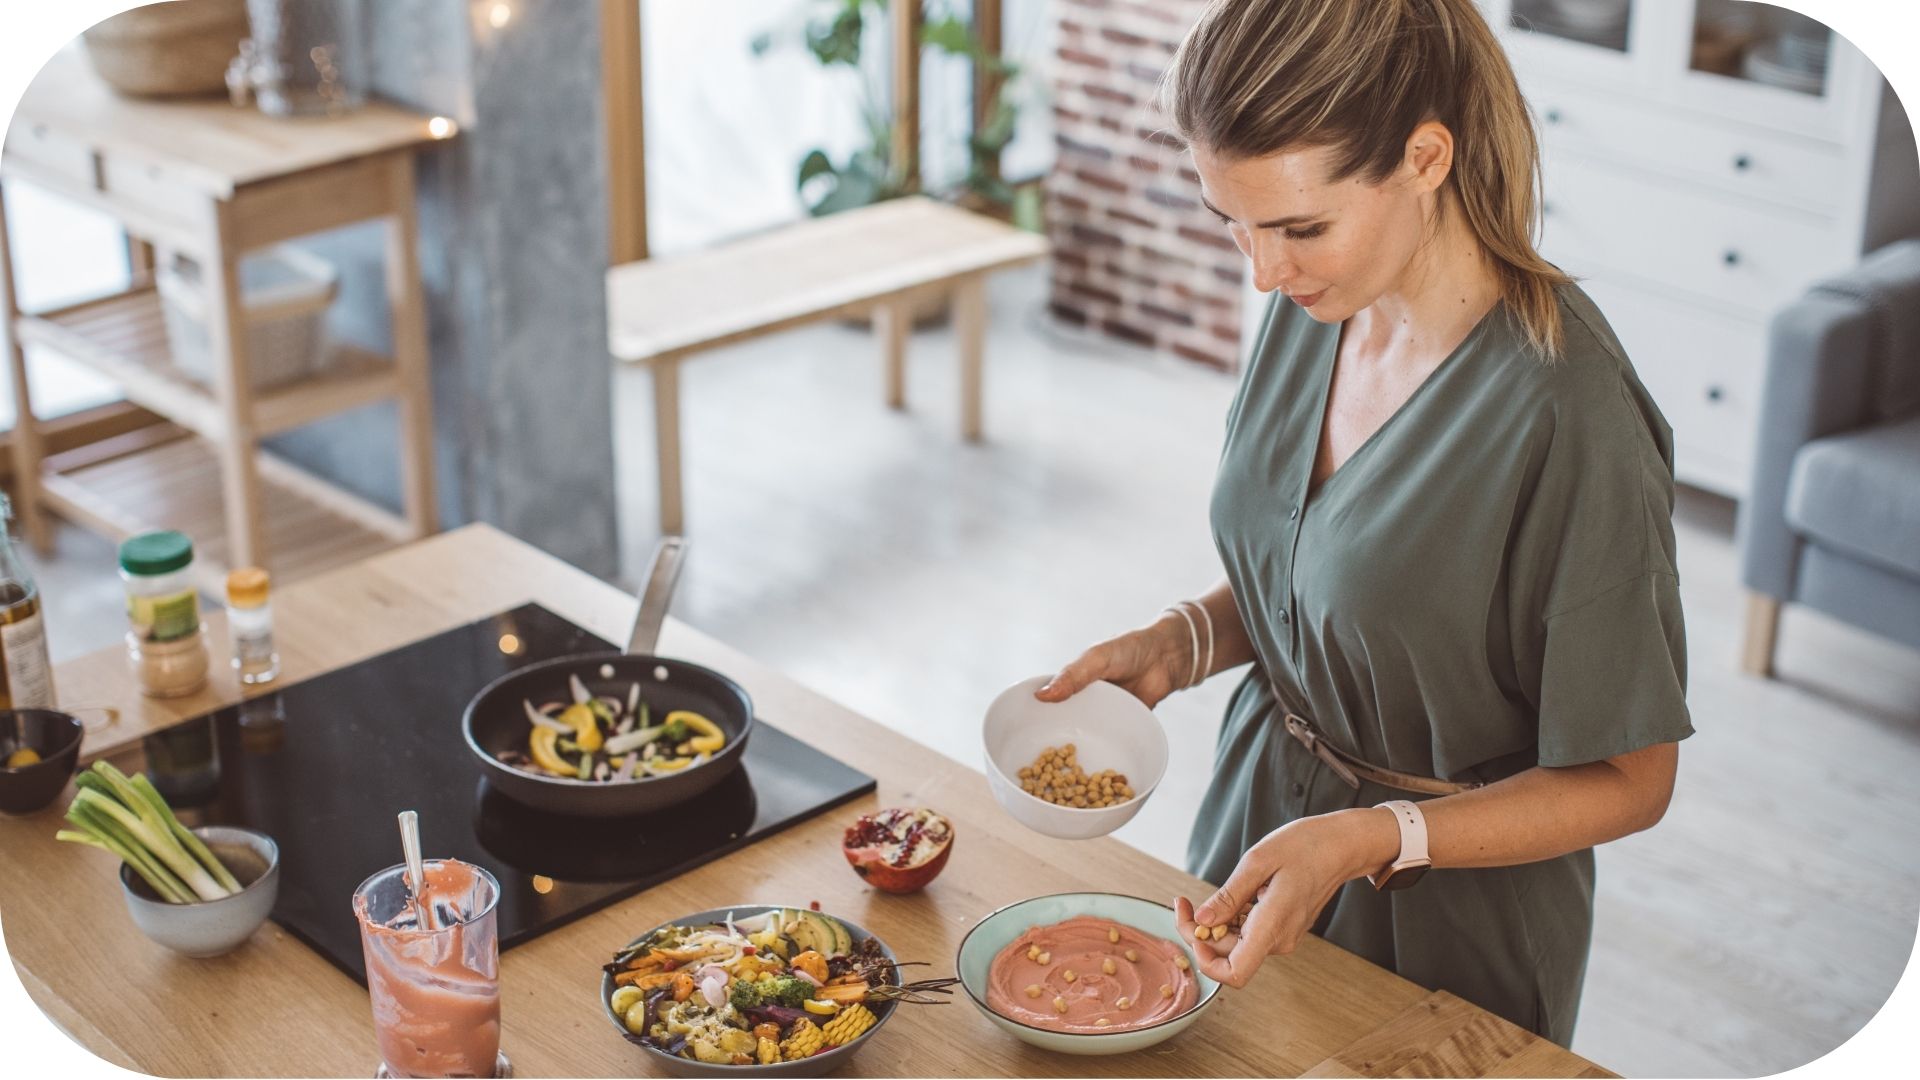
[627,537,688,654]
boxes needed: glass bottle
[226,567,280,685]
[0,493,56,710]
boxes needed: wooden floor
[20,266,1918,1078]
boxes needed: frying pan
[462,538,755,817]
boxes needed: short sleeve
[1507,299,1694,766]
[1535,570,1693,766]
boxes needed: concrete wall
[269,0,619,577]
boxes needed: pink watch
[1368,800,1432,891]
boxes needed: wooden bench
[605,195,1049,534]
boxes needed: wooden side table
[606,195,1049,535]
[0,47,448,590]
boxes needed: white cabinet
[1488,0,1918,498]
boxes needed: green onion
[54,762,237,904]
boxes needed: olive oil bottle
[0,493,55,709]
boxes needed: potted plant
[753,0,1040,227]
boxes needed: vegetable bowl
[599,904,956,1078]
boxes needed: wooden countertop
[0,525,1612,1077]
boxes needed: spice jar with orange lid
[226,567,279,685]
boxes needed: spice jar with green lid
[120,531,209,697]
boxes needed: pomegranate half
[841,807,954,894]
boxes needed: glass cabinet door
[1508,0,1633,54]
[1690,0,1832,96]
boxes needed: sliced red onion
[523,700,572,732]
[614,755,639,781]
[792,968,822,987]
[569,673,592,704]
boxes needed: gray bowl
[601,904,901,1078]
[119,826,279,958]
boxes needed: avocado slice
[804,910,852,956]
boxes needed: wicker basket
[158,245,339,390]
[81,0,250,98]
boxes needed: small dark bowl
[601,905,900,1078]
[0,709,84,815]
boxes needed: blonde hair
[1164,0,1571,359]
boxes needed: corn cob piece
[756,1037,781,1065]
[820,1003,877,1047]
[781,1018,824,1061]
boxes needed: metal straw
[397,810,432,931]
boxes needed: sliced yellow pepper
[668,710,724,754]
[529,726,574,776]
[559,702,603,752]
[649,756,695,772]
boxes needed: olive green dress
[1187,283,1694,1048]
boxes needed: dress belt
[1281,713,1485,797]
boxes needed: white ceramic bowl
[982,676,1168,840]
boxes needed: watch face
[1378,862,1430,891]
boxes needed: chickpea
[1125,948,1139,962]
[1025,984,1043,999]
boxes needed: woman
[1036,0,1691,1048]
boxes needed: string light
[428,116,458,139]
[488,3,512,30]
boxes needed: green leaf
[921,15,977,57]
[806,3,866,67]
[797,149,837,191]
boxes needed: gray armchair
[1738,239,1920,675]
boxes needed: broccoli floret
[728,975,812,1011]
[663,718,692,743]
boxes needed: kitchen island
[0,525,1612,1077]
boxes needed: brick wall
[1046,0,1244,371]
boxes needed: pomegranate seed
[742,945,756,955]
[810,900,822,911]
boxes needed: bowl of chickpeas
[982,676,1168,840]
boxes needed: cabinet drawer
[1541,158,1851,317]
[98,155,203,229]
[2,120,98,188]
[1531,81,1853,213]
[1580,276,1765,494]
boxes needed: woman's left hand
[1175,808,1397,988]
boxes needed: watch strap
[1367,799,1430,888]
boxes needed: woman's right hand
[1034,612,1192,709]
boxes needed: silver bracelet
[1183,599,1214,687]
[1162,604,1200,690]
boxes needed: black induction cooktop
[151,604,875,983]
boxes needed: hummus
[985,915,1199,1033]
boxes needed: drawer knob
[1723,250,1742,267]
[1733,153,1753,172]
[1706,386,1725,403]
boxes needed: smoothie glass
[352,859,509,1078]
